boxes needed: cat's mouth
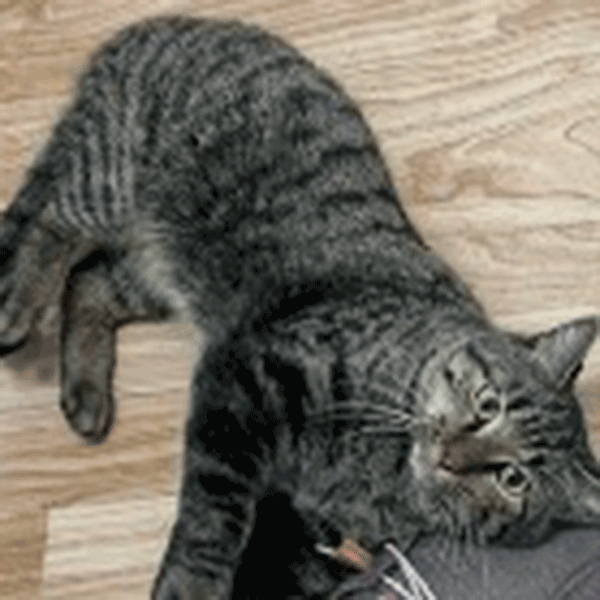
[410,429,520,483]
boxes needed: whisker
[308,413,413,428]
[359,418,429,435]
[310,402,418,423]
[320,409,413,422]
[360,427,411,436]
[360,422,410,430]
[439,499,462,574]
[440,533,453,568]
[464,521,477,572]
[308,415,413,429]
[449,536,460,575]
[315,400,415,416]
[362,415,432,431]
[473,523,490,600]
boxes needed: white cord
[315,543,336,557]
[315,541,438,600]
[381,573,418,599]
[383,543,438,600]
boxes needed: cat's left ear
[528,317,598,388]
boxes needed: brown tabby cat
[2,16,600,599]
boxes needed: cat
[3,15,600,599]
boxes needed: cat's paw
[60,379,114,444]
[152,564,231,600]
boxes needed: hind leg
[60,253,170,443]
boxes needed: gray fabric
[337,528,600,599]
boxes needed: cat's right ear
[526,317,599,388]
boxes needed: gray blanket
[336,528,600,599]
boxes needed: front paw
[60,379,114,444]
[152,564,231,600]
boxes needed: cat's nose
[438,434,486,473]
[438,443,467,473]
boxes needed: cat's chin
[407,438,445,483]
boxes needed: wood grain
[1,1,600,598]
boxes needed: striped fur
[3,16,600,599]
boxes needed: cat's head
[408,317,600,546]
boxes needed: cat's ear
[527,317,598,388]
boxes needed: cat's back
[70,17,405,235]
[38,16,435,321]
[80,16,375,164]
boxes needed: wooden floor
[2,1,600,598]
